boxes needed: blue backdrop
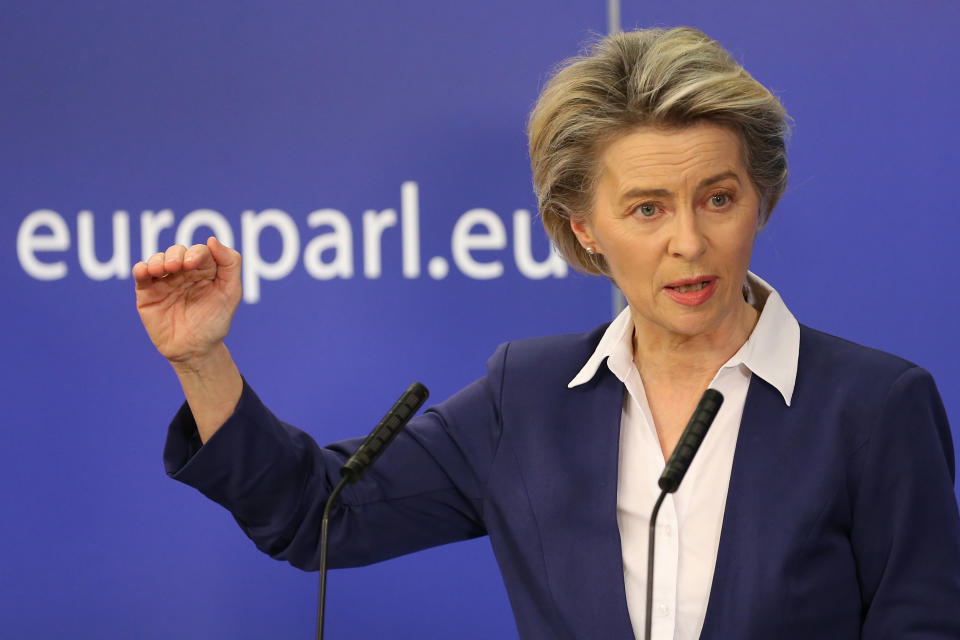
[2,1,958,638]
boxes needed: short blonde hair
[528,27,790,275]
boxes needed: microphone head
[340,382,429,483]
[657,389,724,493]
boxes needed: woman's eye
[636,203,657,217]
[710,193,730,207]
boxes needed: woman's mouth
[670,281,709,293]
[663,277,718,306]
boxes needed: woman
[134,27,960,639]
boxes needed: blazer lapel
[519,365,635,638]
[699,376,793,638]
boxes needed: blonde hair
[528,27,790,275]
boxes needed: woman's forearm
[170,342,243,443]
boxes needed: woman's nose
[667,208,707,259]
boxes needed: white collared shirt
[568,273,800,640]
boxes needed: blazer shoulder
[492,323,610,386]
[800,324,918,375]
[797,324,929,400]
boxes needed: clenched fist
[133,236,242,366]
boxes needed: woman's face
[571,122,760,343]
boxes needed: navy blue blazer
[165,324,960,639]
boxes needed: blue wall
[2,2,958,638]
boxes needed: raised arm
[133,236,244,442]
[140,238,496,571]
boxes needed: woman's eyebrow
[698,171,741,189]
[618,171,742,203]
[619,187,672,202]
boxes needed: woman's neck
[631,301,759,390]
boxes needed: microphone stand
[314,382,429,640]
[644,389,724,640]
[644,491,668,640]
[316,476,349,640]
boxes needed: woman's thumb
[207,236,241,272]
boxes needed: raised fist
[133,236,242,366]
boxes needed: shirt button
[656,603,672,617]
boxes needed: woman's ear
[569,217,595,250]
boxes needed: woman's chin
[639,302,741,343]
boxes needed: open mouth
[667,281,710,293]
[663,277,718,306]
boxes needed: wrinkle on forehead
[600,123,748,194]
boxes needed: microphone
[340,382,430,483]
[658,389,724,493]
[644,388,724,640]
[315,382,430,640]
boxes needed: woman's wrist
[170,342,243,443]
[169,342,232,377]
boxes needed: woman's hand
[133,236,244,442]
[133,236,242,366]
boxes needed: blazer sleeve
[162,344,508,571]
[850,366,960,638]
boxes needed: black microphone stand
[314,382,429,640]
[644,490,668,640]
[644,389,724,640]
[316,476,349,640]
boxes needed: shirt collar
[567,272,799,406]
